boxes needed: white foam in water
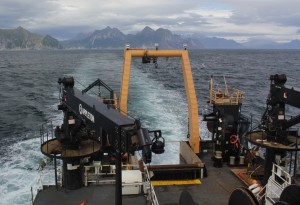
[0,56,209,204]
[72,56,198,164]
[0,138,53,205]
[0,103,61,205]
[128,66,193,164]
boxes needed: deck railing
[40,121,55,144]
[143,161,159,205]
[83,163,138,185]
[265,164,291,204]
[210,88,244,105]
[83,162,159,204]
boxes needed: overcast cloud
[1,0,300,42]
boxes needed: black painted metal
[280,185,300,205]
[247,74,300,185]
[263,149,275,185]
[116,126,122,205]
[262,74,300,142]
[179,190,197,205]
[82,78,115,100]
[54,155,58,191]
[39,76,164,200]
[62,158,83,190]
[228,187,259,205]
[203,103,249,162]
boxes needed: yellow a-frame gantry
[119,48,200,154]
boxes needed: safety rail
[143,162,159,205]
[31,165,63,204]
[83,162,159,204]
[266,180,283,204]
[37,165,63,189]
[84,163,122,186]
[40,120,100,158]
[210,88,244,105]
[265,164,291,205]
[39,121,55,145]
[84,164,141,184]
[256,185,266,203]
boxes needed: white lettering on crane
[79,104,95,123]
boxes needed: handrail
[38,166,63,188]
[265,163,292,203]
[83,164,140,186]
[256,185,266,202]
[271,164,291,185]
[210,88,244,105]
[83,162,160,205]
[266,178,283,203]
[143,162,159,205]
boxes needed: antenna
[223,76,229,96]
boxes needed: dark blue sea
[0,49,300,204]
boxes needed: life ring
[230,135,238,144]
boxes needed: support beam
[119,49,200,153]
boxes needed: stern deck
[34,151,246,205]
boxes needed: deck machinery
[237,74,300,205]
[202,75,300,205]
[37,48,205,205]
[203,76,249,165]
[246,74,300,184]
[35,47,300,205]
[40,76,166,204]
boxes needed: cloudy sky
[1,0,300,42]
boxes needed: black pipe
[115,126,122,205]
[54,155,58,191]
[263,148,276,185]
[294,150,298,178]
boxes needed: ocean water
[0,49,300,204]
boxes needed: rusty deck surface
[41,139,101,158]
[246,131,300,151]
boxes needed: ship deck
[33,185,147,205]
[33,151,246,205]
[154,151,246,205]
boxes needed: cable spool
[179,190,197,205]
[280,184,300,205]
[228,187,259,205]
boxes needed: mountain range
[242,39,300,49]
[1,26,300,50]
[62,26,205,49]
[0,27,62,50]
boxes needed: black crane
[41,77,164,205]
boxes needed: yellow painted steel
[151,179,201,186]
[119,48,200,153]
[119,50,132,115]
